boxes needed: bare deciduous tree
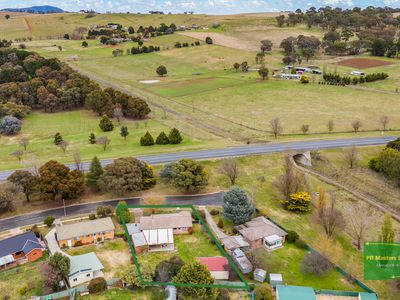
[347,202,373,250]
[344,146,358,169]
[19,137,30,151]
[113,104,123,123]
[269,117,283,139]
[97,136,111,151]
[315,195,345,238]
[273,155,304,201]
[58,140,69,154]
[73,150,83,171]
[301,124,309,134]
[379,115,389,131]
[11,150,24,161]
[351,120,362,133]
[327,120,334,133]
[219,158,241,185]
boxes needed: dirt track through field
[23,17,33,38]
[177,32,259,51]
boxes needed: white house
[68,253,104,287]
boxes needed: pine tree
[156,131,170,145]
[89,132,96,144]
[99,115,114,132]
[54,132,63,145]
[222,187,255,224]
[120,126,129,141]
[86,156,104,191]
[168,128,182,144]
[140,131,155,146]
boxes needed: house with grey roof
[56,217,115,248]
[68,252,104,287]
[0,231,45,270]
[235,217,287,251]
[129,210,193,253]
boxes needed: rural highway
[0,192,225,232]
[0,136,396,181]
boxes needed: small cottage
[68,253,104,287]
[196,257,229,280]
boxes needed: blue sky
[0,0,399,14]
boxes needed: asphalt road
[0,136,395,181]
[0,192,225,232]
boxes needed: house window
[75,236,80,241]
[87,273,90,277]
[73,278,77,282]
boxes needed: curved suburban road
[0,136,396,182]
[0,192,225,232]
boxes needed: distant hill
[1,5,64,14]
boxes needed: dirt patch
[177,32,258,51]
[97,248,131,279]
[337,58,393,69]
[23,17,33,37]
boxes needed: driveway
[45,227,70,257]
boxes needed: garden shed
[253,268,267,282]
[269,273,283,288]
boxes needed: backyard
[0,255,48,299]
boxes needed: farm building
[68,252,104,287]
[231,248,252,274]
[196,257,230,280]
[56,217,115,248]
[235,217,287,251]
[0,231,45,270]
[269,273,283,288]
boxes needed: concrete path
[0,136,395,181]
[45,227,70,257]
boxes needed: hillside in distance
[1,5,64,14]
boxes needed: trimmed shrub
[295,239,308,249]
[300,75,309,84]
[99,115,114,132]
[140,131,155,146]
[156,131,170,145]
[210,208,220,215]
[44,216,55,227]
[168,128,183,144]
[217,217,224,229]
[205,37,213,44]
[89,213,96,220]
[286,230,299,243]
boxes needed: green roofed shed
[359,292,378,300]
[276,285,316,300]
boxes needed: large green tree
[164,159,209,192]
[49,253,70,277]
[98,157,144,195]
[173,262,218,300]
[32,160,84,201]
[168,128,182,144]
[222,187,255,224]
[379,214,395,243]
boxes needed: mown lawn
[76,287,167,300]
[137,224,221,272]
[249,244,363,291]
[0,109,227,171]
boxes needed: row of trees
[0,49,151,122]
[322,72,389,85]
[140,128,182,146]
[175,40,201,48]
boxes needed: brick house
[0,231,45,270]
[235,217,287,251]
[56,217,115,248]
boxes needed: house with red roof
[196,256,230,280]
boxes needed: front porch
[263,234,283,251]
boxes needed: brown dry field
[337,58,394,69]
[178,31,259,51]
